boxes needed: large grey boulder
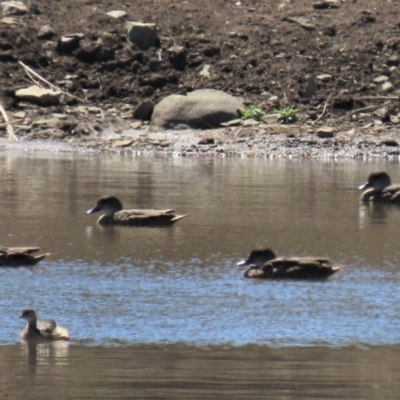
[151,89,244,129]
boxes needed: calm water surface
[1,150,400,399]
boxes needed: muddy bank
[2,123,400,160]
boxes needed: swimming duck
[19,309,70,342]
[0,247,50,267]
[238,249,340,280]
[86,196,187,226]
[359,171,400,202]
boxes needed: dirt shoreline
[2,123,400,160]
[1,0,400,159]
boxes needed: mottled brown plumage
[0,247,50,267]
[238,249,340,280]
[86,196,187,226]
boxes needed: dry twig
[312,93,333,126]
[18,61,87,104]
[0,101,17,141]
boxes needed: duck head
[86,196,123,216]
[19,308,37,322]
[359,171,391,191]
[237,248,276,267]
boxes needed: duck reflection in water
[238,249,340,280]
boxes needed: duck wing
[114,209,187,226]
[263,257,339,279]
[37,318,57,336]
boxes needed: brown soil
[1,0,400,156]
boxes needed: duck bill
[358,182,370,190]
[86,205,101,215]
[237,260,247,266]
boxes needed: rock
[151,89,245,130]
[380,139,398,146]
[130,120,142,129]
[112,139,133,148]
[133,100,154,120]
[199,64,211,78]
[302,74,317,101]
[126,21,158,50]
[316,126,336,138]
[373,106,389,120]
[168,45,186,70]
[15,85,61,106]
[373,75,388,83]
[106,10,127,19]
[313,0,339,9]
[381,81,394,92]
[13,110,25,119]
[57,33,84,54]
[317,74,332,82]
[220,118,242,127]
[285,16,315,31]
[33,117,59,128]
[337,78,348,88]
[388,55,400,66]
[38,25,55,40]
[1,1,28,16]
[1,16,18,24]
[243,118,259,127]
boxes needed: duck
[19,309,70,342]
[237,249,340,280]
[86,195,187,226]
[0,247,50,267]
[359,171,400,202]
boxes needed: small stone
[13,111,25,119]
[381,81,394,92]
[373,120,383,127]
[285,17,315,31]
[199,64,211,78]
[317,74,332,82]
[267,95,279,104]
[15,85,61,106]
[220,118,243,127]
[133,100,154,120]
[130,120,142,129]
[337,78,348,88]
[388,55,400,67]
[125,21,158,50]
[112,139,133,148]
[316,126,336,138]
[243,118,260,127]
[106,10,127,19]
[33,117,59,128]
[373,106,389,120]
[198,137,215,145]
[373,75,388,83]
[380,139,399,146]
[1,16,18,24]
[1,1,28,16]
[390,115,400,124]
[313,0,340,9]
[57,33,84,54]
[38,25,54,40]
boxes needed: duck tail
[32,253,51,265]
[54,327,70,340]
[170,214,189,224]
